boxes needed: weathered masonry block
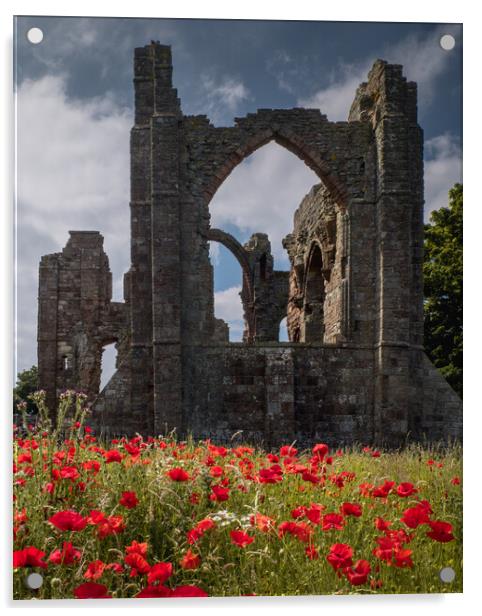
[38,42,462,446]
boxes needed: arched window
[303,244,325,343]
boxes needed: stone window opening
[62,355,71,371]
[302,244,325,343]
[100,341,117,392]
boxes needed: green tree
[424,183,463,397]
[13,365,39,414]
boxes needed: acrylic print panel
[13,16,462,599]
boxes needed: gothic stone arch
[37,42,462,446]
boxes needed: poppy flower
[59,466,80,481]
[125,540,148,556]
[209,485,230,502]
[87,510,106,525]
[119,491,139,509]
[97,515,125,539]
[278,521,313,543]
[13,546,47,569]
[451,476,461,485]
[230,530,254,548]
[374,517,392,532]
[74,582,111,599]
[373,480,395,498]
[209,465,224,477]
[258,466,283,484]
[49,510,88,532]
[180,549,201,570]
[400,505,431,529]
[280,445,298,457]
[396,482,418,497]
[147,562,173,584]
[345,559,371,585]
[426,520,454,543]
[322,513,345,531]
[291,505,307,519]
[312,443,329,460]
[49,542,81,565]
[125,552,151,576]
[250,513,275,532]
[341,502,362,517]
[104,450,123,463]
[167,467,190,482]
[84,560,106,580]
[305,503,325,525]
[393,548,413,568]
[136,585,172,598]
[327,543,353,570]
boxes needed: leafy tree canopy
[13,365,39,414]
[424,183,462,397]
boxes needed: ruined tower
[37,42,462,446]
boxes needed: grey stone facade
[37,42,462,446]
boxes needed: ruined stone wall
[182,344,374,448]
[38,44,462,447]
[37,231,128,413]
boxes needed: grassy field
[13,392,462,599]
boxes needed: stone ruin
[37,42,462,447]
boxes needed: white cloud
[199,74,250,125]
[15,75,132,371]
[424,133,462,220]
[210,141,319,269]
[214,286,244,341]
[298,28,454,121]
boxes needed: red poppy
[125,540,148,556]
[280,445,298,457]
[250,513,275,532]
[291,505,307,519]
[322,513,345,531]
[180,549,201,570]
[136,585,172,598]
[345,559,371,585]
[49,542,81,565]
[104,450,123,463]
[167,467,190,481]
[59,466,80,481]
[305,503,325,525]
[451,476,461,485]
[209,465,223,477]
[87,510,106,525]
[327,543,353,571]
[97,515,125,539]
[84,560,106,580]
[119,491,139,509]
[74,582,111,599]
[258,466,283,484]
[230,530,254,548]
[373,480,395,498]
[393,548,413,568]
[341,502,362,517]
[125,552,151,577]
[426,520,454,543]
[359,482,374,497]
[396,482,418,497]
[374,517,392,532]
[312,443,329,459]
[13,546,47,569]
[209,485,230,502]
[49,510,88,532]
[400,505,431,529]
[278,521,313,543]
[301,471,320,484]
[147,562,173,584]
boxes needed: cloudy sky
[14,16,462,386]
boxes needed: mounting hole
[25,572,43,589]
[27,27,44,45]
[439,566,456,583]
[439,34,455,51]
